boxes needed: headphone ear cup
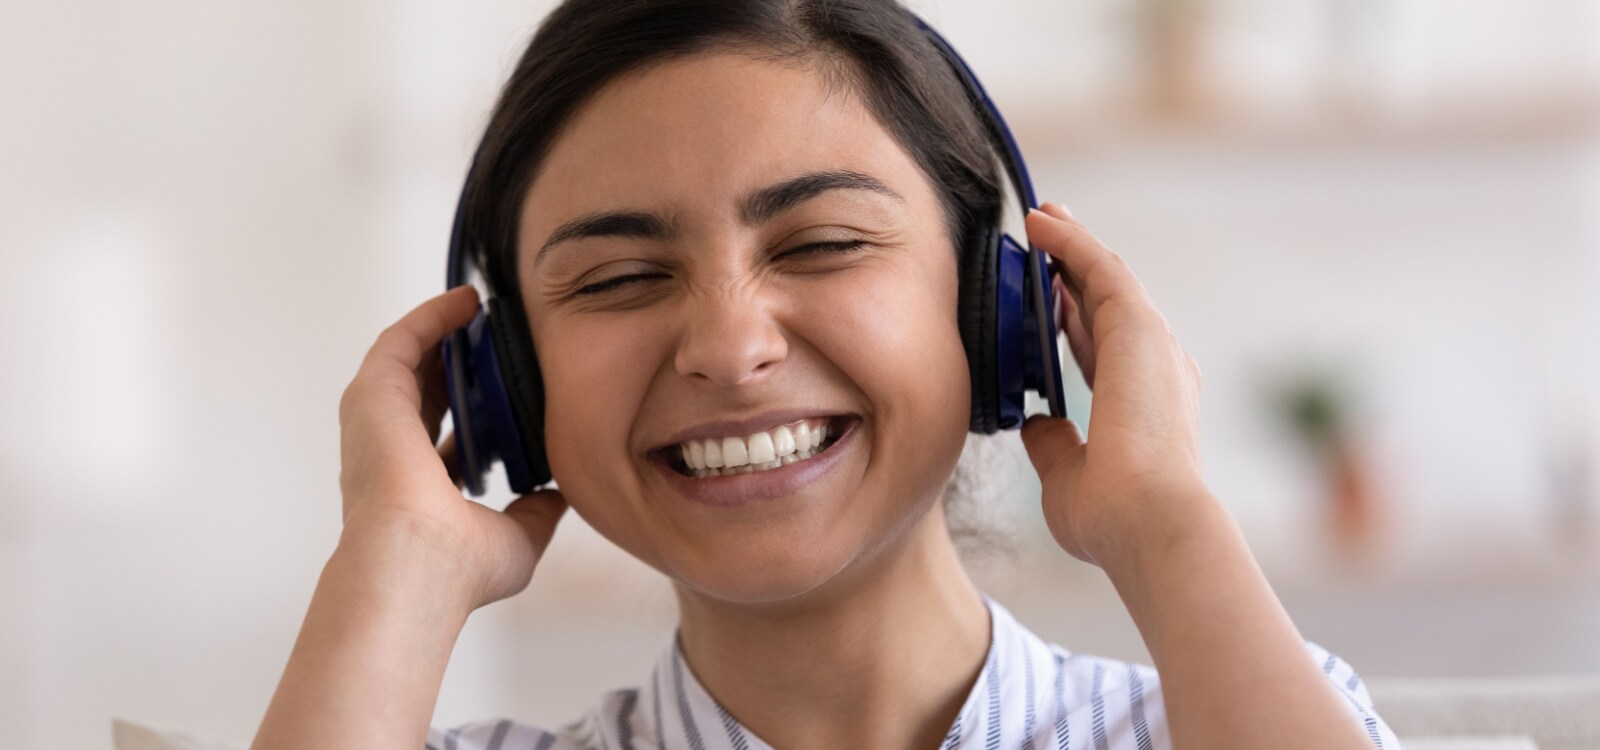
[486,296,552,490]
[959,223,1001,434]
[443,313,490,497]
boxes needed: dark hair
[463,0,1002,304]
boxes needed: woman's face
[518,52,971,603]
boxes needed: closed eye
[572,240,867,297]
[574,272,669,296]
[779,239,867,258]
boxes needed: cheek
[812,248,971,468]
[519,305,663,585]
[533,313,662,523]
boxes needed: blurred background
[3,0,1599,747]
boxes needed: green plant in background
[1287,374,1346,449]
[1269,361,1385,565]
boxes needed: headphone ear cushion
[958,224,1001,434]
[487,296,552,488]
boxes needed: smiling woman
[249,1,1404,749]
[518,47,975,607]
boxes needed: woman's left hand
[1020,203,1210,566]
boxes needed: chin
[663,529,861,605]
[663,492,945,607]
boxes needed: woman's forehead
[520,52,932,233]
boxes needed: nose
[674,284,788,387]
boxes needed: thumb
[1019,415,1085,474]
[502,489,569,554]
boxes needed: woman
[252,1,1400,748]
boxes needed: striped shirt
[427,596,1402,750]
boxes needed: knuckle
[373,323,404,352]
[1091,247,1131,277]
[338,377,367,423]
[1084,253,1119,282]
[1117,298,1162,326]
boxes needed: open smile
[648,415,860,507]
[656,416,848,478]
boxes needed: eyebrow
[536,211,675,265]
[739,169,904,225]
[534,169,904,265]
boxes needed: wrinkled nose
[673,288,787,388]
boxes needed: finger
[340,286,482,475]
[1040,203,1095,343]
[1025,205,1154,335]
[1053,273,1097,388]
[344,285,480,430]
[1036,201,1084,261]
[1039,201,1074,223]
[1056,266,1091,341]
[360,285,481,406]
[436,431,462,488]
[1019,414,1085,476]
[502,489,569,555]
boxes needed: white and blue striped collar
[639,595,1069,750]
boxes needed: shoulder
[1301,639,1399,746]
[1047,639,1379,711]
[992,592,1399,750]
[1302,638,1380,709]
[1031,642,1167,748]
[424,717,575,750]
[427,687,642,750]
[1049,636,1401,748]
[1034,636,1398,749]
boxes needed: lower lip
[654,420,858,508]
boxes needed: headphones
[443,13,1067,497]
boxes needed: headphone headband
[913,14,1066,422]
[912,16,1038,212]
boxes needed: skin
[251,52,1375,750]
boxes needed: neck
[673,503,991,750]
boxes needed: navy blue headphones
[443,14,1068,497]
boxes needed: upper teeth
[679,418,831,472]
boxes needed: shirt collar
[645,594,1061,750]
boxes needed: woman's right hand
[336,284,567,612]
